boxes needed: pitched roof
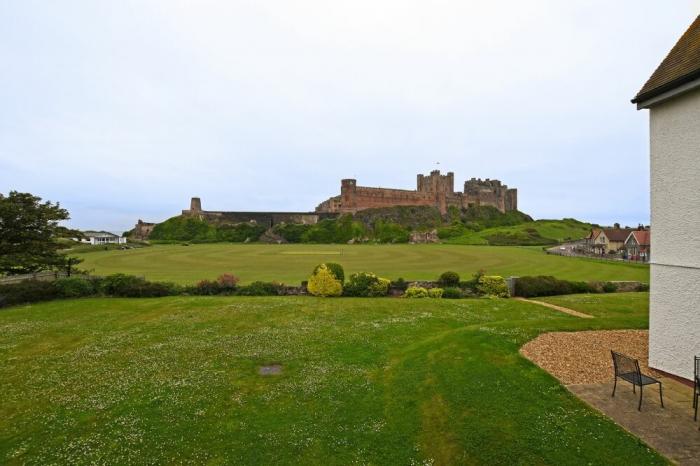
[627,230,651,246]
[633,16,700,104]
[602,228,635,242]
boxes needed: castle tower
[190,197,202,213]
[340,179,357,212]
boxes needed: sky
[1,1,698,233]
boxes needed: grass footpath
[0,294,665,464]
[75,243,649,285]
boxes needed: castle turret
[190,197,202,212]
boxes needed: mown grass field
[0,293,663,464]
[75,243,649,285]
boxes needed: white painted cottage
[632,16,700,382]
[80,231,127,246]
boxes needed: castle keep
[315,170,517,215]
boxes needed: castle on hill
[132,170,518,239]
[315,170,517,215]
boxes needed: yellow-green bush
[477,275,509,298]
[404,286,429,298]
[368,277,391,297]
[307,264,343,297]
[427,287,444,298]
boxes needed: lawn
[74,243,649,285]
[0,294,665,464]
[539,292,650,322]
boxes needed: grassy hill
[142,205,589,246]
[442,218,593,245]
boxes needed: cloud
[0,0,693,231]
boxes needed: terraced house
[633,15,700,382]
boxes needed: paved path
[513,297,594,319]
[569,380,700,465]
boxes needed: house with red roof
[624,230,651,262]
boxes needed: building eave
[633,74,700,109]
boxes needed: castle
[132,170,518,239]
[315,170,517,215]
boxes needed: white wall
[648,86,700,380]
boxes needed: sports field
[0,293,664,464]
[75,243,649,284]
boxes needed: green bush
[307,265,343,297]
[602,282,618,293]
[438,271,460,287]
[312,263,345,284]
[343,272,389,297]
[513,276,596,298]
[54,277,95,298]
[442,287,463,299]
[272,223,312,243]
[373,221,410,243]
[637,283,650,292]
[302,215,365,244]
[368,277,391,297]
[0,280,59,308]
[428,288,444,298]
[404,286,428,298]
[99,274,178,298]
[391,278,409,291]
[477,275,509,298]
[237,281,283,296]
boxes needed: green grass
[539,292,650,323]
[75,243,649,285]
[444,219,593,245]
[0,294,664,464]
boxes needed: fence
[0,271,69,285]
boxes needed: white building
[633,16,700,382]
[80,231,127,246]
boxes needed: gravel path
[513,297,594,319]
[520,330,656,385]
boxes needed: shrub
[312,263,345,284]
[99,274,178,297]
[237,281,284,296]
[442,287,463,299]
[602,282,618,293]
[54,277,95,298]
[477,275,509,298]
[637,283,650,292]
[391,278,409,291]
[404,286,428,298]
[343,272,389,297]
[193,279,224,296]
[217,273,240,289]
[0,280,59,308]
[438,271,460,287]
[368,277,391,297]
[428,287,444,298]
[307,265,343,297]
[513,276,596,298]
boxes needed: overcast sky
[1,1,698,232]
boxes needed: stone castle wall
[317,170,517,214]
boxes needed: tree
[0,191,71,274]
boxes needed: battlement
[317,171,518,214]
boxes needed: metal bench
[611,351,664,411]
[694,356,699,422]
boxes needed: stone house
[632,15,700,382]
